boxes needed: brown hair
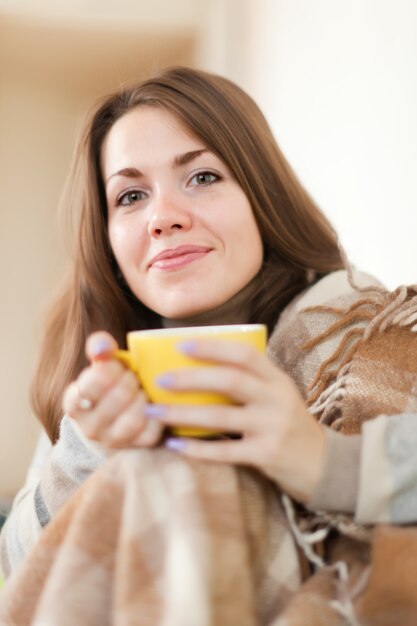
[31,66,343,442]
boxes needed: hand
[144,339,326,503]
[63,331,164,449]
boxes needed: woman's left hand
[144,340,326,504]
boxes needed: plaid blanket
[0,451,303,626]
[270,276,417,625]
[1,275,417,625]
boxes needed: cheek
[251,232,264,267]
[229,201,263,263]
[245,233,263,275]
[108,219,144,269]
[238,219,263,273]
[108,223,125,265]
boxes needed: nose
[147,194,192,238]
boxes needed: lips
[148,245,213,270]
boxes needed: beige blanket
[1,277,417,626]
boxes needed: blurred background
[1,0,416,504]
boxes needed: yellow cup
[115,324,267,437]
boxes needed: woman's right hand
[63,331,164,448]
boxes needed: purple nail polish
[144,404,167,418]
[156,373,175,388]
[91,339,112,357]
[177,341,197,354]
[166,438,187,452]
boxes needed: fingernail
[91,339,112,358]
[144,404,167,418]
[166,438,187,452]
[156,373,175,388]
[177,341,197,354]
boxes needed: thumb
[86,331,119,363]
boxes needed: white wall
[244,0,417,289]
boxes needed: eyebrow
[173,149,207,167]
[105,149,208,185]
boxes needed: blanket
[1,276,417,625]
[270,277,417,625]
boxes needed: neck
[161,275,261,328]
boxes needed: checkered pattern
[2,270,417,625]
[0,449,301,625]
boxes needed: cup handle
[113,349,138,375]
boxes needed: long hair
[31,66,344,442]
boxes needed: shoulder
[286,269,382,313]
[267,269,382,395]
[269,268,381,345]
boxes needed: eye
[189,171,220,187]
[117,189,146,207]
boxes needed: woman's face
[102,107,263,319]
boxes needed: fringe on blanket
[303,280,417,418]
[280,268,417,626]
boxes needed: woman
[1,67,417,624]
[23,66,344,508]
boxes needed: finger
[178,339,275,380]
[157,365,266,405]
[130,418,165,448]
[86,331,118,362]
[144,403,256,434]
[102,392,148,446]
[103,393,165,448]
[77,370,141,439]
[165,435,260,466]
[63,379,103,419]
[63,381,81,417]
[63,359,128,417]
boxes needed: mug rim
[127,324,266,338]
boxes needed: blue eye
[117,189,146,206]
[190,171,220,186]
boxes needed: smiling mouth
[148,246,213,271]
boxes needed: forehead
[102,107,201,165]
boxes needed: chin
[152,296,222,321]
[157,305,210,320]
